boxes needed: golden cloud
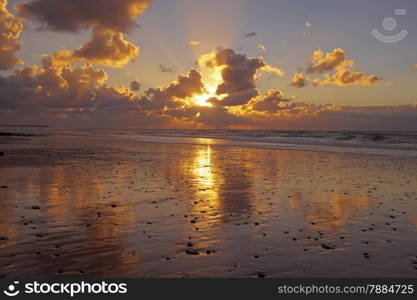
[189,40,200,47]
[305,48,381,87]
[290,72,308,88]
[198,48,284,106]
[0,54,138,110]
[140,69,205,110]
[15,0,152,68]
[307,48,351,74]
[317,68,381,87]
[0,0,23,70]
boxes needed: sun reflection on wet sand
[0,135,417,277]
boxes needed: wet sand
[1,134,417,278]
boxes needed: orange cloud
[140,69,205,110]
[307,48,351,74]
[304,48,381,87]
[0,55,137,110]
[248,90,290,114]
[189,40,200,47]
[290,72,308,88]
[16,0,152,67]
[198,48,284,106]
[317,68,381,86]
[0,0,23,70]
[50,28,139,68]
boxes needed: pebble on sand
[0,186,8,189]
[31,205,41,210]
[185,249,199,255]
[321,243,335,250]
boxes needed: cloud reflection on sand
[0,135,417,277]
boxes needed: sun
[193,85,217,107]
[191,67,225,107]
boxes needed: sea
[2,126,417,156]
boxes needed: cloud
[50,28,139,68]
[140,69,205,110]
[15,0,152,67]
[317,69,381,86]
[290,72,308,88]
[0,0,23,70]
[248,90,291,114]
[189,40,200,47]
[198,48,284,106]
[0,55,137,111]
[15,0,152,33]
[158,64,178,73]
[245,32,256,37]
[130,80,141,91]
[304,48,381,87]
[307,48,350,74]
[303,21,312,37]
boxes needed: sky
[1,0,417,130]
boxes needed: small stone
[187,242,194,247]
[206,250,212,255]
[185,249,199,255]
[0,185,8,189]
[31,205,41,210]
[111,204,117,208]
[321,243,335,250]
[254,222,260,226]
[257,272,266,278]
[0,236,8,241]
[0,152,4,156]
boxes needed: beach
[1,132,417,278]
